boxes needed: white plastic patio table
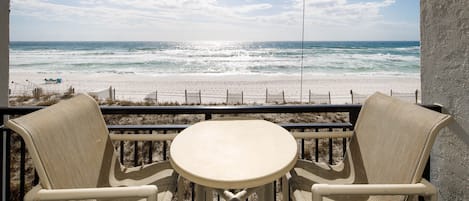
[170,119,298,201]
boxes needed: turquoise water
[9,41,420,76]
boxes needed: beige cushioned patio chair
[288,92,451,201]
[6,94,178,201]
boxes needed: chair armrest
[33,185,158,201]
[110,133,177,141]
[111,161,177,187]
[311,179,437,201]
[292,131,353,139]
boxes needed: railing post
[328,127,333,165]
[349,108,360,127]
[0,10,10,195]
[163,130,167,161]
[1,127,4,201]
[2,130,11,201]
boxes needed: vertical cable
[300,0,306,102]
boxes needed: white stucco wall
[421,0,469,200]
[0,1,9,111]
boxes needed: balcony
[0,104,441,201]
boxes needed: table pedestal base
[195,183,274,201]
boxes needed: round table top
[170,119,298,189]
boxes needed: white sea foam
[9,41,420,77]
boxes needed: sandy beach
[9,71,420,104]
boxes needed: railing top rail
[0,104,441,115]
[100,104,364,114]
[105,122,353,131]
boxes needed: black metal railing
[0,104,441,201]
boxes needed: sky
[9,0,420,41]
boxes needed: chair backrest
[309,91,331,104]
[6,94,115,189]
[350,92,451,185]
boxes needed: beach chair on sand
[6,94,179,201]
[185,90,202,105]
[286,92,451,201]
[266,88,286,104]
[391,89,418,104]
[350,90,368,104]
[309,90,331,104]
[226,90,244,104]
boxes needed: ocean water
[9,41,420,76]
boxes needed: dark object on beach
[44,78,62,84]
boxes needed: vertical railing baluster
[20,138,26,200]
[273,180,277,201]
[191,182,195,201]
[134,139,139,167]
[314,128,319,162]
[342,127,347,157]
[120,141,124,165]
[328,128,333,165]
[148,130,153,163]
[163,130,168,161]
[300,139,305,159]
[301,129,305,159]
